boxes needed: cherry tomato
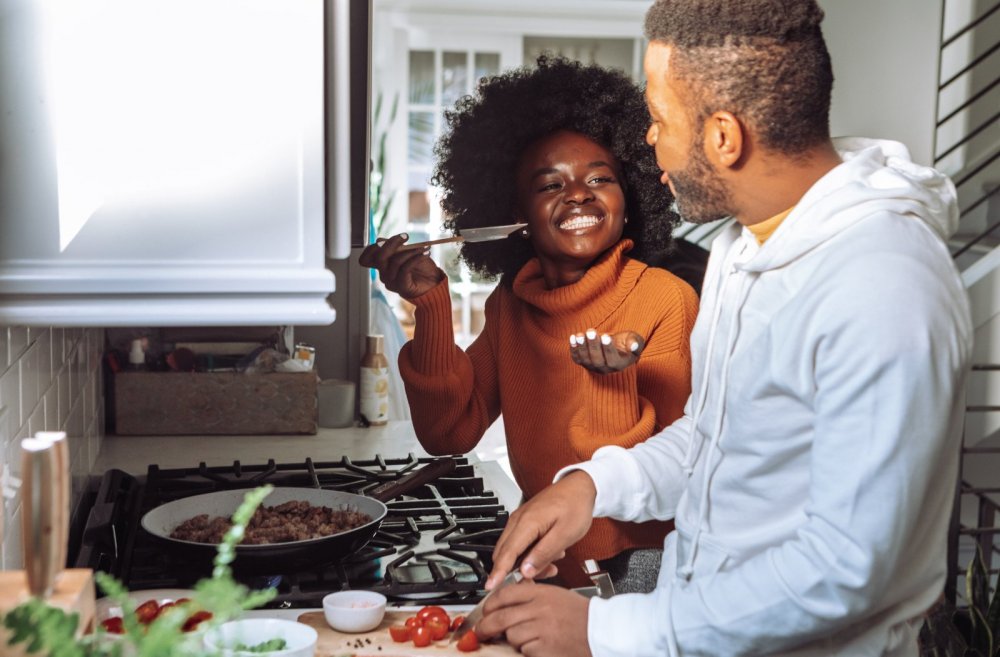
[388,624,411,643]
[456,630,480,652]
[416,605,450,626]
[100,617,125,634]
[425,617,449,641]
[450,615,466,632]
[411,624,432,648]
[135,600,161,624]
[182,610,213,632]
[404,615,423,630]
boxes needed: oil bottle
[359,334,389,426]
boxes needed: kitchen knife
[20,437,61,598]
[397,223,527,251]
[449,570,523,642]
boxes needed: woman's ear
[704,110,744,169]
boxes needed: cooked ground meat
[169,500,372,545]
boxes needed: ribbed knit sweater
[399,240,698,565]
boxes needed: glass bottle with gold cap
[359,334,389,426]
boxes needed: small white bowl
[203,618,318,657]
[322,591,387,633]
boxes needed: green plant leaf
[967,546,994,653]
[986,573,1000,657]
[3,484,279,657]
[920,600,970,657]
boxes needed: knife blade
[449,570,523,642]
[397,223,527,251]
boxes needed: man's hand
[570,329,645,374]
[358,233,445,300]
[487,471,597,589]
[477,581,592,657]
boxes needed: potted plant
[2,486,277,657]
[921,544,1000,656]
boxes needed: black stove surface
[71,455,509,608]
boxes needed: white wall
[819,0,941,166]
[0,327,104,569]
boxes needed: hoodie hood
[740,137,959,273]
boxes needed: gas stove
[70,455,510,608]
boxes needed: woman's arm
[399,279,501,455]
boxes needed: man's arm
[586,252,972,657]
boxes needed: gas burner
[70,454,509,608]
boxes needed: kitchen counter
[92,421,522,512]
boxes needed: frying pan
[139,457,456,572]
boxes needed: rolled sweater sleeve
[398,278,500,455]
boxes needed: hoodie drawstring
[678,264,756,581]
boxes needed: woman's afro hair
[431,55,679,282]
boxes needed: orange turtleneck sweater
[399,240,698,566]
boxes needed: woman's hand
[358,233,446,300]
[569,329,645,374]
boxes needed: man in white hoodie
[475,1,974,656]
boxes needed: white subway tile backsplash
[0,325,104,570]
[3,504,23,571]
[0,327,8,372]
[45,386,58,431]
[8,327,27,362]
[0,364,20,430]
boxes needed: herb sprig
[2,484,277,657]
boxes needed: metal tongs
[581,559,616,599]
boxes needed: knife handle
[366,457,456,502]
[37,432,71,574]
[20,438,61,598]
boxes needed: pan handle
[366,457,457,502]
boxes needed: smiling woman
[360,56,699,593]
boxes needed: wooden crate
[113,371,317,435]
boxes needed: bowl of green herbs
[203,618,318,657]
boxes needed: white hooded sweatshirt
[563,138,973,656]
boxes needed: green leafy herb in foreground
[232,638,288,653]
[2,485,277,657]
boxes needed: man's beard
[668,140,734,225]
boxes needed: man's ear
[704,110,744,169]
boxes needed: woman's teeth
[558,215,602,231]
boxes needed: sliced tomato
[424,617,449,641]
[134,600,161,624]
[449,615,466,632]
[182,610,213,632]
[388,624,411,643]
[456,630,480,652]
[411,624,432,648]
[174,597,191,605]
[100,616,125,634]
[416,605,450,626]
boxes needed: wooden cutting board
[297,611,520,657]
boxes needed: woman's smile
[557,213,605,233]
